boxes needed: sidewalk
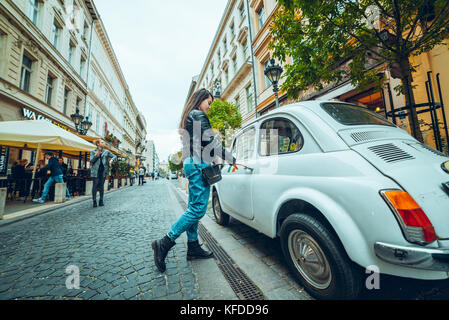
[173,178,312,301]
[0,186,130,226]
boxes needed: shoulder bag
[193,162,222,186]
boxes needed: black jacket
[40,157,63,177]
[183,109,236,164]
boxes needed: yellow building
[249,1,449,152]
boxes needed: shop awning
[0,120,96,152]
[75,134,128,158]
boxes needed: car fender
[273,187,372,268]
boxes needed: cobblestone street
[0,181,200,300]
[1,178,449,301]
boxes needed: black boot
[93,200,97,208]
[187,240,213,260]
[99,199,104,207]
[152,235,176,272]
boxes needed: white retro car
[212,101,449,299]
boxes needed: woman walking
[152,89,238,273]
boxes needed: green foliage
[169,152,183,172]
[111,158,132,177]
[270,0,449,98]
[206,100,242,148]
[207,100,242,134]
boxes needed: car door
[218,126,257,220]
[251,116,310,235]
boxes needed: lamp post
[264,59,283,109]
[70,107,92,135]
[213,79,222,99]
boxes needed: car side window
[259,118,304,156]
[232,128,256,162]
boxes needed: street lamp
[80,117,92,135]
[264,59,283,109]
[70,107,92,135]
[213,79,222,99]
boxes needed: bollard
[121,178,125,188]
[85,180,93,196]
[0,188,6,220]
[104,178,108,192]
[54,183,66,203]
[127,178,130,186]
[113,179,118,190]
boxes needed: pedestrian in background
[152,88,239,273]
[32,152,70,204]
[138,165,145,186]
[90,139,117,207]
[58,158,68,177]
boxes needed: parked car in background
[166,172,178,180]
[212,101,449,299]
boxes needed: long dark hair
[180,88,214,129]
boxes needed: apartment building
[182,0,258,127]
[0,0,147,170]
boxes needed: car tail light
[380,190,437,244]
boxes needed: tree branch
[409,3,449,52]
[404,13,421,45]
[321,13,391,61]
[340,0,399,53]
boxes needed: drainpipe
[83,19,95,118]
[246,0,258,118]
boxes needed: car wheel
[280,214,361,300]
[212,191,230,226]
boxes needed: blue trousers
[40,174,70,201]
[168,157,211,242]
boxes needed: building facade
[0,0,147,174]
[143,140,159,175]
[190,0,449,153]
[181,0,258,128]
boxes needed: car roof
[236,100,336,133]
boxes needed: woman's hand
[233,163,248,171]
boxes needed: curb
[0,186,132,228]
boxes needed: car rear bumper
[374,242,449,272]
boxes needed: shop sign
[0,146,9,176]
[22,108,71,132]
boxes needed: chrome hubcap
[288,230,332,290]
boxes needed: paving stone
[167,292,183,300]
[140,291,153,300]
[122,287,140,300]
[152,286,168,299]
[79,290,98,300]
[168,283,181,294]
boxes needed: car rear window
[321,103,394,127]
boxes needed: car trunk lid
[347,134,449,239]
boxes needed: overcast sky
[94,0,228,163]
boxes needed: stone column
[0,188,6,220]
[85,180,93,196]
[54,183,66,203]
[113,179,118,189]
